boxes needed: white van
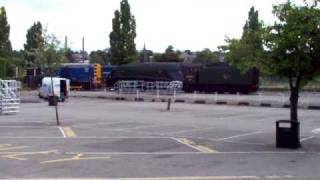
[39,77,70,101]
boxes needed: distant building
[139,44,151,63]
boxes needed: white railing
[113,80,183,95]
[0,80,21,115]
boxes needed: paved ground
[1,97,320,179]
[67,90,320,109]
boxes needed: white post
[173,89,176,101]
[136,89,140,99]
[194,91,197,98]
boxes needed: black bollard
[167,98,171,111]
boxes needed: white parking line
[221,139,267,146]
[301,136,315,142]
[312,128,320,134]
[0,176,304,180]
[166,127,216,135]
[65,151,204,155]
[0,136,65,139]
[0,136,172,139]
[217,131,262,141]
[0,126,56,129]
[64,151,307,155]
[72,121,129,128]
[58,127,67,138]
[114,124,172,132]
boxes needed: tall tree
[164,45,179,62]
[264,1,320,122]
[110,10,123,65]
[194,48,222,63]
[222,6,263,72]
[109,0,137,65]
[0,6,12,56]
[153,46,180,62]
[242,7,261,38]
[0,6,12,78]
[24,22,44,67]
[90,50,110,64]
[43,31,66,71]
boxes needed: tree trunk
[290,88,299,122]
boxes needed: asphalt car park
[0,97,320,179]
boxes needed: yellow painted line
[62,126,77,138]
[41,153,110,164]
[172,138,218,154]
[195,145,217,153]
[0,144,11,148]
[2,150,58,161]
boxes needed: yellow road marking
[196,145,217,153]
[0,144,11,148]
[2,150,58,161]
[41,153,110,164]
[62,126,77,138]
[173,138,218,153]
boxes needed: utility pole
[48,57,60,126]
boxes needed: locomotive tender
[182,63,259,94]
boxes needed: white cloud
[1,0,288,52]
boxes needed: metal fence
[0,80,21,115]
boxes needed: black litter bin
[276,120,300,149]
[48,96,58,106]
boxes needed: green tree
[0,6,12,56]
[152,52,162,62]
[264,1,320,122]
[109,0,137,65]
[222,6,263,72]
[10,50,25,77]
[109,10,122,65]
[64,48,74,63]
[194,48,222,63]
[153,46,180,62]
[43,31,66,75]
[90,50,110,64]
[0,6,12,78]
[164,45,180,62]
[24,22,44,67]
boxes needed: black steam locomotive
[107,62,259,94]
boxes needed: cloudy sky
[0,0,304,52]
